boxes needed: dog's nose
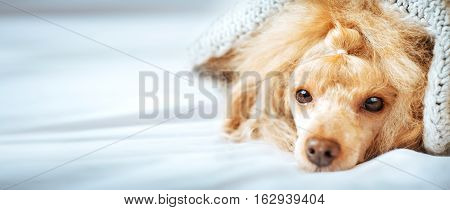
[305,138,340,167]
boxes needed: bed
[0,1,449,190]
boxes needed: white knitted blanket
[190,0,450,155]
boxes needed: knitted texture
[190,0,450,154]
[190,0,293,65]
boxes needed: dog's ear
[194,50,239,83]
[399,27,434,71]
[223,79,260,141]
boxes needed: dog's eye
[363,97,384,112]
[296,89,313,103]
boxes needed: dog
[198,0,434,172]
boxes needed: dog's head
[289,24,432,171]
[203,1,433,172]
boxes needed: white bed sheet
[0,12,449,190]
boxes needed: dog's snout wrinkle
[306,138,340,167]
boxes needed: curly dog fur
[201,0,434,171]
